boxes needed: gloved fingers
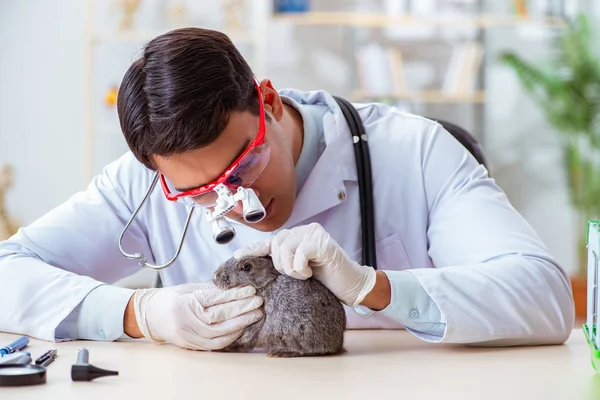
[194,284,257,308]
[196,308,264,340]
[266,229,292,274]
[306,223,335,260]
[177,328,245,351]
[273,244,310,279]
[170,282,209,294]
[270,230,310,279]
[171,334,214,351]
[193,295,264,325]
[293,237,332,278]
[206,329,246,350]
[287,249,313,279]
[271,239,295,277]
[233,239,271,259]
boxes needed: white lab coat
[0,89,574,346]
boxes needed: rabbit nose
[213,270,230,286]
[221,274,230,286]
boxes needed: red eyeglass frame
[159,77,266,202]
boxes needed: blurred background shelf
[350,90,486,103]
[88,29,257,45]
[82,1,576,183]
[271,11,565,29]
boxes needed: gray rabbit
[212,255,346,357]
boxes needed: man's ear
[260,78,284,121]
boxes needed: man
[0,28,574,350]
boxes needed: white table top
[0,328,598,400]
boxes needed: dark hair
[117,27,260,170]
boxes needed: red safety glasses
[159,77,270,207]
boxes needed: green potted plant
[500,13,600,317]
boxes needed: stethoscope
[118,95,378,316]
[331,95,377,317]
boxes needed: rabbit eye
[241,264,252,272]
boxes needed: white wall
[0,0,87,224]
[1,0,598,277]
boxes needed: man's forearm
[359,271,391,310]
[124,294,143,338]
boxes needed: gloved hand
[133,282,264,351]
[234,222,377,307]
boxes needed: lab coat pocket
[350,232,411,271]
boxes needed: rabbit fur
[213,255,346,358]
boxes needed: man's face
[151,80,301,232]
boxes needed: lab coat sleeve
[54,285,135,341]
[0,152,154,342]
[380,270,446,340]
[383,122,574,346]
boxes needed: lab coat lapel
[282,110,358,228]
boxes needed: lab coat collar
[277,89,358,229]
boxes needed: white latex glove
[234,223,377,307]
[133,282,264,351]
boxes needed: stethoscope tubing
[118,171,195,270]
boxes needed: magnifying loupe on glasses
[204,183,266,244]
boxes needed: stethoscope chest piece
[0,364,46,387]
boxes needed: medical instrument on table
[0,351,31,365]
[584,220,600,371]
[0,343,46,387]
[0,363,46,387]
[0,335,28,356]
[71,347,118,382]
[35,349,57,367]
